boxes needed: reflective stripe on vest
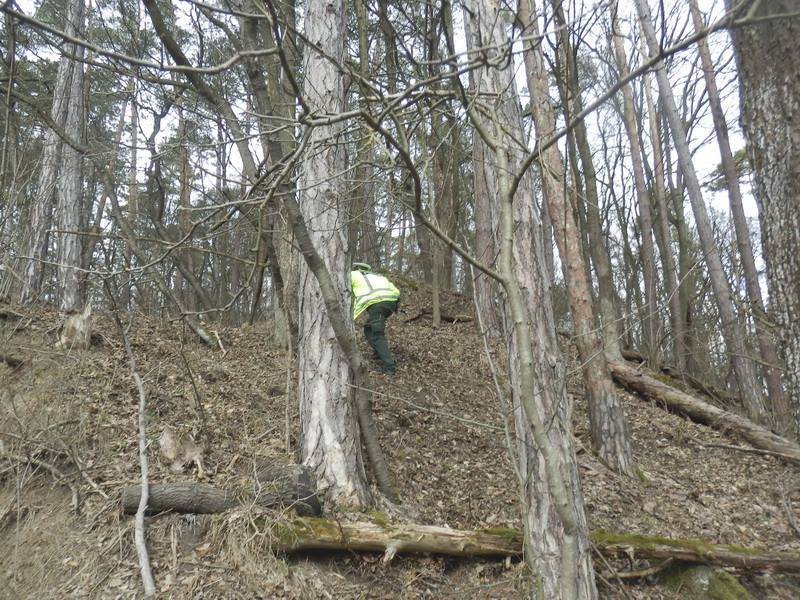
[351,271,400,318]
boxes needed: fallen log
[608,360,800,464]
[620,350,739,406]
[260,517,800,573]
[594,530,800,574]
[121,462,321,516]
[122,483,237,514]
[268,517,522,558]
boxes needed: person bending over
[350,263,400,375]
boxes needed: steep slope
[1,285,799,598]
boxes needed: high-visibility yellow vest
[351,271,400,318]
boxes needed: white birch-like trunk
[297,0,370,506]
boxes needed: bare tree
[633,0,766,423]
[520,0,634,477]
[20,0,86,307]
[294,0,371,506]
[689,0,788,431]
[609,0,660,368]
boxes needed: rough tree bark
[520,0,634,477]
[295,0,371,506]
[55,0,85,312]
[464,1,597,596]
[726,0,800,438]
[20,0,85,305]
[471,140,501,338]
[633,0,766,424]
[551,0,622,362]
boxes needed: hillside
[1,283,799,599]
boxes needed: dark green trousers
[364,301,397,372]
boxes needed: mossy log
[593,530,800,573]
[660,564,750,600]
[608,361,800,464]
[264,518,800,573]
[268,517,523,558]
[121,463,321,516]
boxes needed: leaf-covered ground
[1,283,799,598]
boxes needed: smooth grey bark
[520,0,634,477]
[641,66,686,372]
[727,0,800,437]
[634,0,766,424]
[464,1,596,597]
[689,0,788,432]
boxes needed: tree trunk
[642,69,686,372]
[350,0,379,268]
[56,0,85,312]
[122,78,138,310]
[609,2,660,369]
[295,0,371,506]
[724,0,799,436]
[551,1,622,361]
[520,0,634,477]
[471,140,501,338]
[20,0,85,304]
[465,1,597,596]
[690,0,787,428]
[633,0,766,424]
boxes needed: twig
[779,481,800,540]
[179,348,207,439]
[591,543,636,600]
[108,301,156,596]
[212,329,227,357]
[599,558,674,580]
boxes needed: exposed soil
[1,282,799,599]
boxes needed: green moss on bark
[661,564,750,600]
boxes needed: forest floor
[2,280,800,599]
